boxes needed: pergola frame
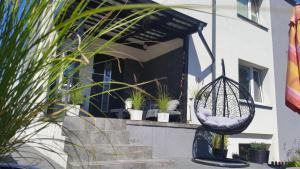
[83,0,209,50]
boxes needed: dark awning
[285,0,298,6]
[83,0,207,49]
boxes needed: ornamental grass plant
[0,0,165,166]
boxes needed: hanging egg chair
[194,59,255,135]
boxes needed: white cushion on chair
[204,115,249,128]
[167,100,180,111]
[205,116,239,128]
[196,108,212,121]
[196,108,250,128]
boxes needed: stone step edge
[64,144,152,153]
[62,130,129,137]
[68,159,174,166]
[65,144,151,147]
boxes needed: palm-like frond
[0,0,165,162]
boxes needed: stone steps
[67,159,175,169]
[63,117,174,169]
[63,117,127,131]
[64,130,130,144]
[65,144,152,162]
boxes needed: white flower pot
[66,105,80,116]
[157,113,169,122]
[129,109,143,120]
[125,99,133,109]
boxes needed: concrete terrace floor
[168,158,276,169]
[10,150,278,169]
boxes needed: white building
[28,0,300,166]
[73,0,300,162]
[151,0,300,162]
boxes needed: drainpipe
[197,25,215,63]
[212,0,217,81]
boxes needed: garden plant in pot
[0,0,168,168]
[67,88,85,116]
[157,86,171,122]
[129,90,145,120]
[248,143,270,164]
[212,134,229,159]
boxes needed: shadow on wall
[285,138,300,160]
[188,36,213,82]
[193,127,214,159]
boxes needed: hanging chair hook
[221,59,226,76]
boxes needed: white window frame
[238,0,260,23]
[239,64,264,104]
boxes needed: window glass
[251,0,259,22]
[237,0,260,23]
[253,69,262,102]
[239,65,251,99]
[237,0,249,18]
[101,61,112,113]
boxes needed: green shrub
[212,133,228,149]
[285,147,300,168]
[131,90,144,110]
[249,143,268,151]
[70,89,84,105]
[285,160,300,168]
[157,86,170,113]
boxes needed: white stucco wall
[68,0,298,162]
[270,0,300,161]
[152,0,280,161]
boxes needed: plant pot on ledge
[157,85,170,123]
[249,149,269,164]
[129,90,144,121]
[212,134,229,159]
[129,109,143,120]
[157,112,169,122]
[67,87,84,116]
[213,148,228,159]
[66,104,80,116]
[248,143,270,164]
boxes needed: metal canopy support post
[180,35,190,123]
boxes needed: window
[239,64,263,103]
[237,0,261,23]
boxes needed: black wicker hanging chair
[194,59,255,135]
[193,59,255,168]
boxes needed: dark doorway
[89,54,124,117]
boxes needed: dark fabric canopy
[285,0,300,6]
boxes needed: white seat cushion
[167,100,180,111]
[204,115,249,128]
[196,108,212,121]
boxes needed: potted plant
[129,90,144,120]
[248,143,269,164]
[157,86,171,122]
[232,153,240,160]
[212,134,229,159]
[67,88,85,116]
